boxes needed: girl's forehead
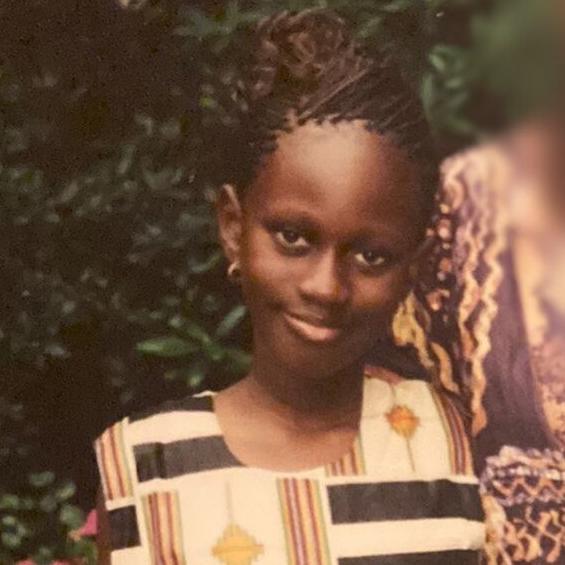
[244,121,425,244]
[248,120,422,212]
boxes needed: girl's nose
[298,250,350,307]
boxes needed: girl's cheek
[241,247,294,304]
[356,267,411,312]
[246,231,303,280]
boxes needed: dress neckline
[200,373,381,476]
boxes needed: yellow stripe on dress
[430,388,474,475]
[277,478,332,565]
[95,420,133,501]
[324,435,366,477]
[142,491,186,565]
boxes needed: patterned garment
[391,140,565,563]
[95,370,485,564]
[481,447,564,564]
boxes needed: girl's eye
[354,249,391,269]
[274,228,309,250]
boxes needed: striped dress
[95,369,485,564]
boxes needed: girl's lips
[283,313,343,343]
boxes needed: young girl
[95,10,485,564]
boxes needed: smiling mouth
[283,313,343,343]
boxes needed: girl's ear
[216,184,244,264]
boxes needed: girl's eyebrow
[262,210,408,244]
[261,210,321,231]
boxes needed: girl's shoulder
[128,391,216,425]
[96,391,218,449]
[93,392,221,502]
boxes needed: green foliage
[0,0,557,561]
[0,474,95,564]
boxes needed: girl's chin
[252,318,372,377]
[272,342,366,380]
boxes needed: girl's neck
[238,358,365,434]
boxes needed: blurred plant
[0,472,95,565]
[136,304,250,388]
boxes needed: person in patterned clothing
[393,120,565,563]
[95,9,485,565]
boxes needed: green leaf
[20,496,35,511]
[1,531,22,549]
[142,166,175,191]
[185,361,207,389]
[177,212,213,232]
[0,494,21,511]
[202,341,225,362]
[32,545,55,565]
[39,494,58,513]
[67,537,98,564]
[215,305,246,338]
[168,314,188,330]
[163,362,207,388]
[55,480,77,501]
[202,293,221,314]
[356,16,383,40]
[419,73,437,120]
[199,95,219,110]
[29,471,56,488]
[174,320,212,345]
[428,50,448,73]
[59,503,85,529]
[174,8,218,39]
[136,336,198,358]
[1,514,17,527]
[116,144,136,176]
[224,347,252,373]
[134,113,154,136]
[187,251,222,274]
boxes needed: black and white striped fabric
[95,373,485,564]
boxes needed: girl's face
[218,120,427,379]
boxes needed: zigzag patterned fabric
[392,140,565,564]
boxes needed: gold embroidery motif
[212,524,264,565]
[386,403,420,472]
[386,405,419,439]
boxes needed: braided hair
[224,9,438,217]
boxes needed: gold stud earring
[227,262,241,283]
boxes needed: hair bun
[249,10,352,100]
[224,9,437,202]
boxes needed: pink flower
[76,509,97,538]
[17,509,97,564]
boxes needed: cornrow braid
[224,9,438,216]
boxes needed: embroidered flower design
[386,405,420,439]
[212,523,264,565]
